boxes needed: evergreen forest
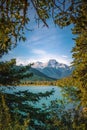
[0,0,87,129]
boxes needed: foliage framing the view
[0,0,29,57]
[0,0,87,129]
[0,59,33,86]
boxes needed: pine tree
[0,0,87,129]
[0,0,29,57]
[0,59,33,86]
[71,3,87,105]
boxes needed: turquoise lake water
[0,86,78,109]
[1,86,62,107]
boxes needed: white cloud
[22,24,62,48]
[62,55,68,58]
[32,49,46,55]
[16,49,72,66]
[38,53,72,65]
[16,57,30,65]
[27,36,41,44]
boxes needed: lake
[1,86,62,107]
[0,86,82,130]
[1,85,78,109]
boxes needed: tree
[0,0,30,57]
[0,89,54,130]
[0,59,33,86]
[71,3,87,105]
[0,0,87,129]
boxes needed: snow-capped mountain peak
[33,59,68,69]
[32,59,73,79]
[33,61,47,69]
[47,59,58,68]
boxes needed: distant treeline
[20,76,75,87]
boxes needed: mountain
[32,59,73,79]
[23,68,56,81]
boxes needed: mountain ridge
[32,59,70,69]
[32,59,73,79]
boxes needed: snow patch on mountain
[33,59,69,69]
[33,61,47,69]
[32,59,73,79]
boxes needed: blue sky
[2,17,74,65]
